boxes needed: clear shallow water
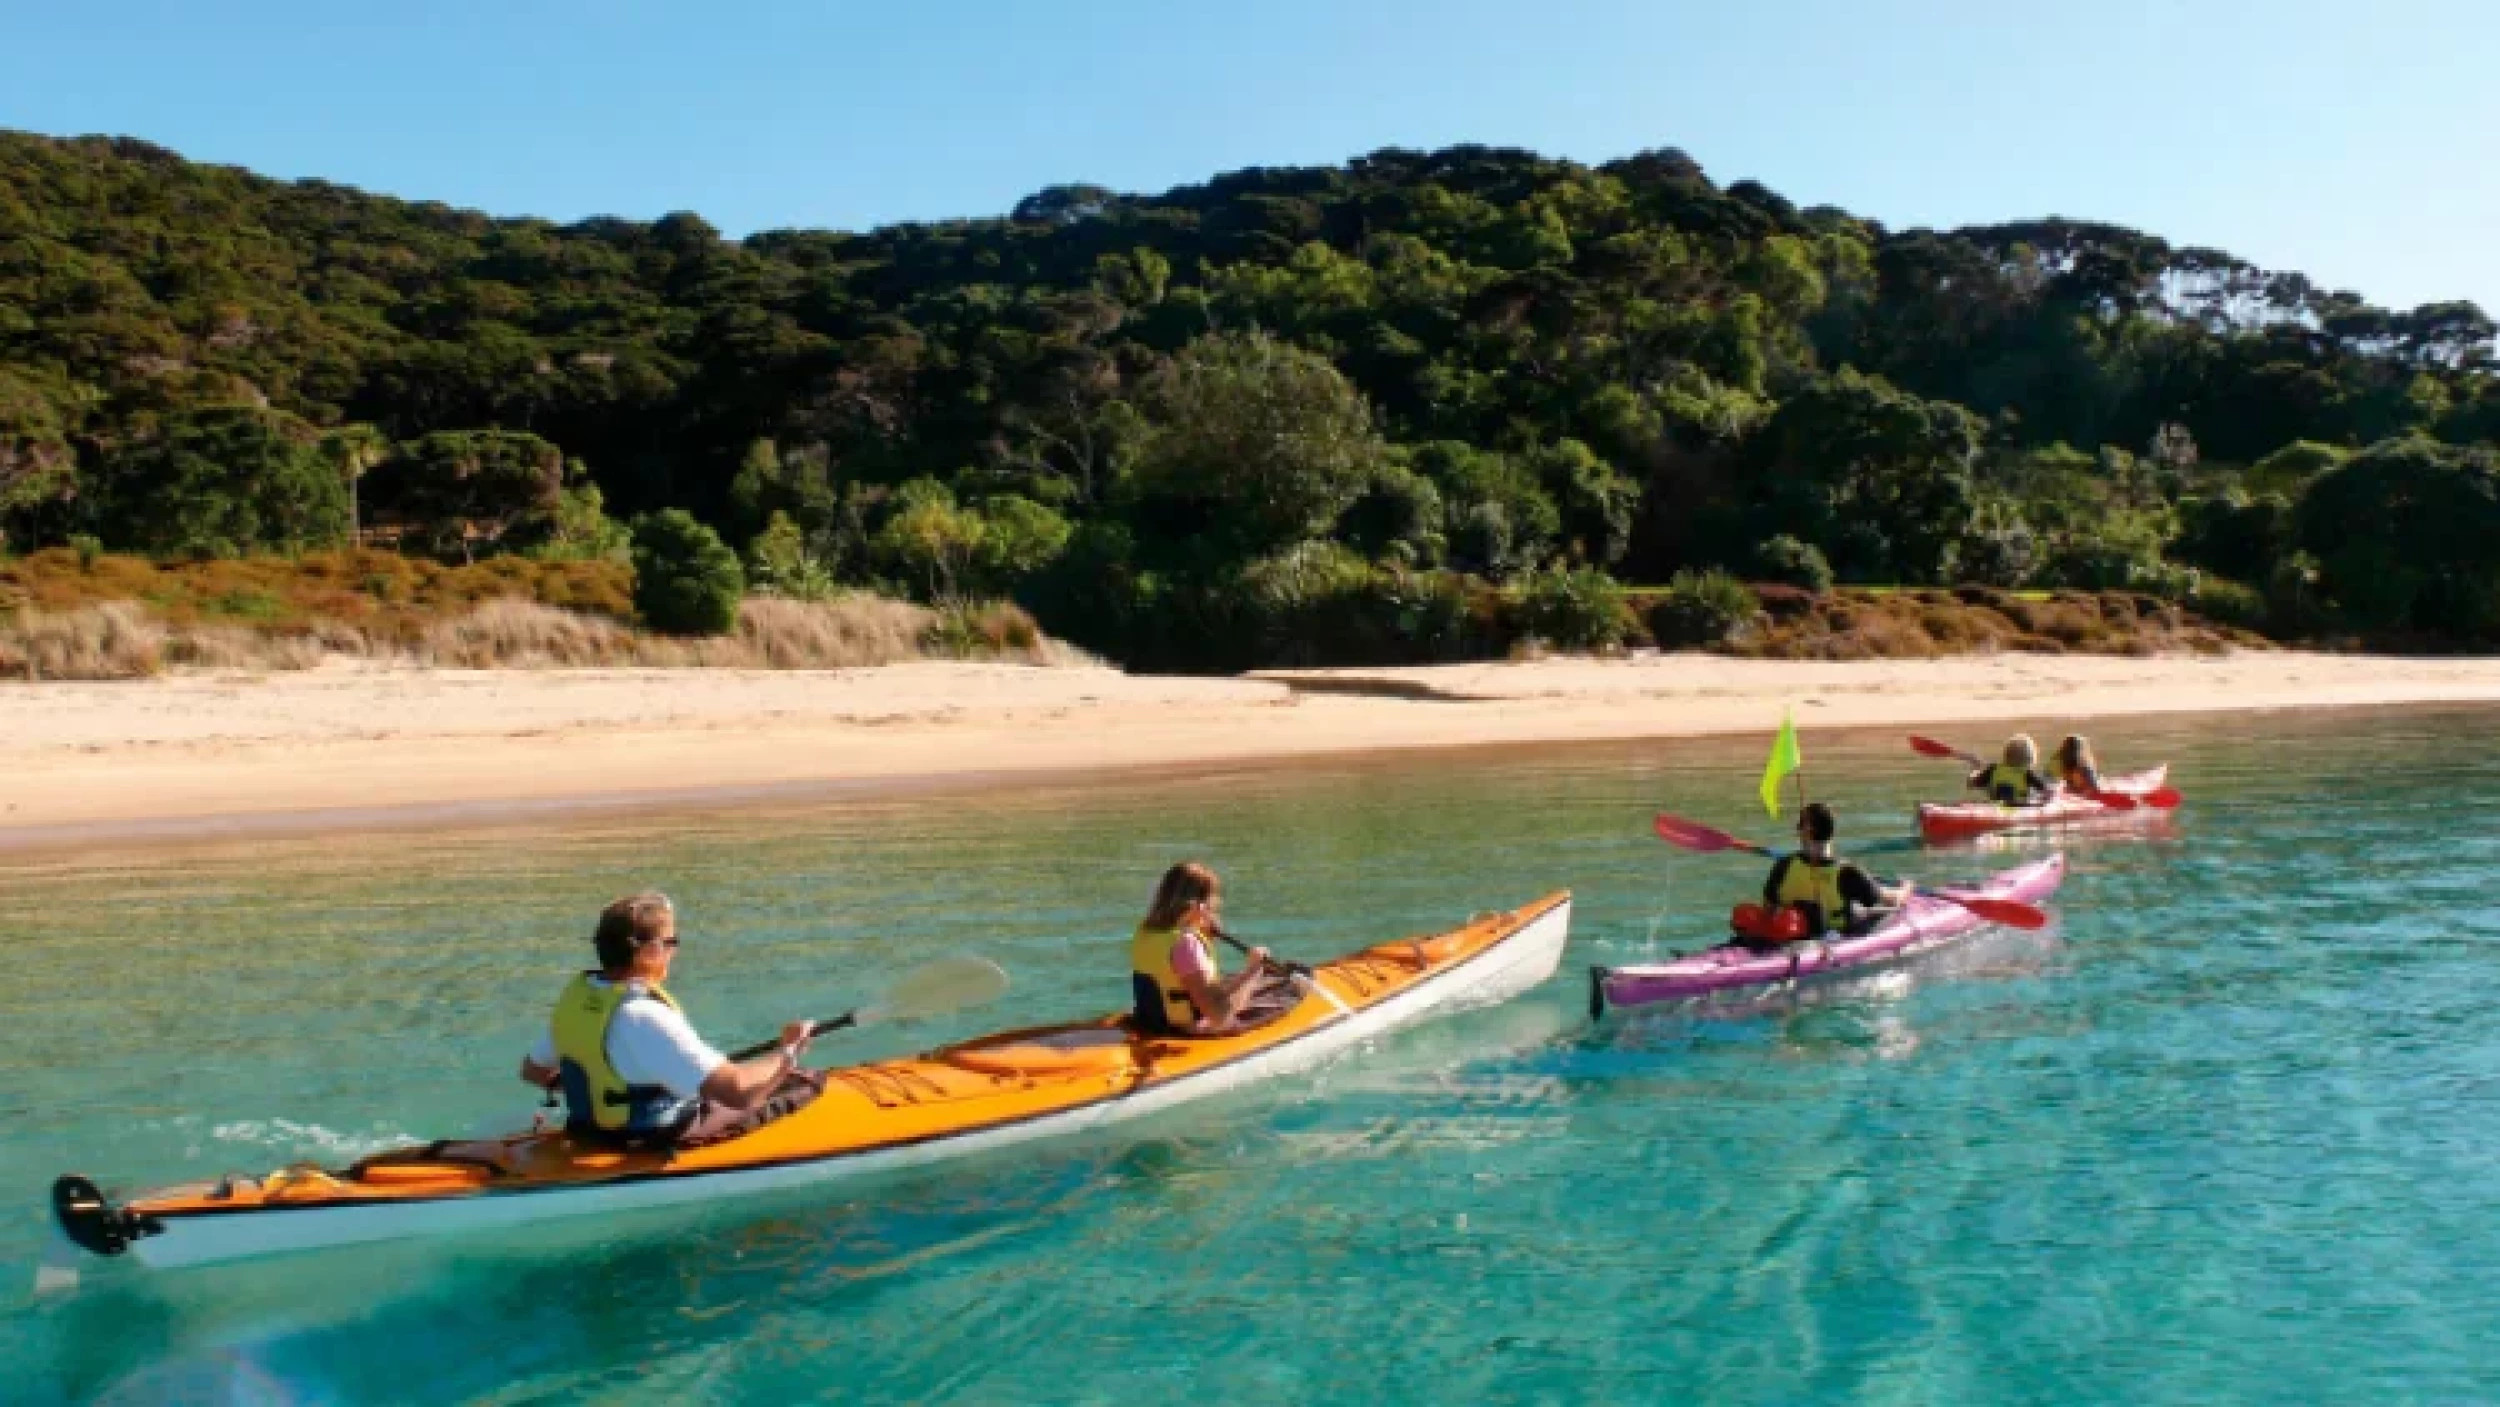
[7,709,2500,1403]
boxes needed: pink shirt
[1170,929,1216,983]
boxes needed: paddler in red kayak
[1732,803,1912,948]
[519,892,824,1146]
[2052,734,2106,795]
[1967,734,2055,806]
[1130,862,1277,1036]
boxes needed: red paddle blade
[2086,789,2140,811]
[1908,735,1962,759]
[1653,814,1740,853]
[2138,787,2184,809]
[1935,894,2049,929]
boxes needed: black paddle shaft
[1208,928,1315,978]
[728,1011,857,1063]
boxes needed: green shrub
[2265,552,2325,635]
[1648,568,1759,648]
[631,510,745,635]
[1369,568,1474,660]
[1749,534,1833,593]
[1516,567,1631,650]
[745,511,840,602]
[2186,575,2267,631]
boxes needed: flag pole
[1790,706,1809,819]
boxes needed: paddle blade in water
[2139,787,2184,809]
[1933,894,2049,930]
[861,956,1011,1026]
[2085,789,2141,811]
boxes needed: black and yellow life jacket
[1983,762,2040,805]
[1771,855,1852,937]
[1130,924,1217,1033]
[551,973,689,1135]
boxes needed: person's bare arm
[696,1021,813,1111]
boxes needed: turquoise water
[8,709,2500,1403]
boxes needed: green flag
[1760,709,1802,818]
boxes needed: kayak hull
[1595,855,2062,1009]
[1916,766,2171,839]
[62,894,1571,1270]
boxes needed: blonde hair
[1144,862,1220,931]
[2002,734,2039,768]
[2055,734,2096,773]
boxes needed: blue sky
[5,0,2493,311]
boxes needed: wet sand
[5,650,2499,851]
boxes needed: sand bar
[4,650,2499,850]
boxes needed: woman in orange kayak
[1967,734,2054,806]
[1129,862,1276,1036]
[1733,803,1912,947]
[2052,734,2106,795]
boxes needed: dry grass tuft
[0,603,167,679]
[419,600,647,669]
[401,596,1085,671]
[1728,586,2257,661]
[735,594,935,669]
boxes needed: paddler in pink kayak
[1732,803,1912,949]
[1967,734,2055,806]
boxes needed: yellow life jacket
[1773,855,1852,936]
[1130,924,1218,1033]
[551,972,689,1135]
[1985,763,2038,804]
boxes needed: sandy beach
[4,649,2499,849]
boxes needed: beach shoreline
[6,649,2500,855]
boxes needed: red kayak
[1916,766,2173,839]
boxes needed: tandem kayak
[54,894,1570,1270]
[1916,767,2173,840]
[1589,855,2062,1012]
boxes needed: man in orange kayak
[520,892,823,1145]
[1738,803,1911,946]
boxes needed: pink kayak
[1591,854,2064,1012]
[1916,766,2172,840]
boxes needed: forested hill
[4,129,2498,665]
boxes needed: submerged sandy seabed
[4,649,2499,848]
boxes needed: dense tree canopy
[3,129,2497,661]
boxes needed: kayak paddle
[726,955,1011,1061]
[1909,734,1987,768]
[1651,813,1920,859]
[1210,927,1358,1018]
[1651,813,2050,929]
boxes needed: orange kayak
[55,892,1572,1270]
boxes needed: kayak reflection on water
[517,892,824,1148]
[1733,803,1912,951]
